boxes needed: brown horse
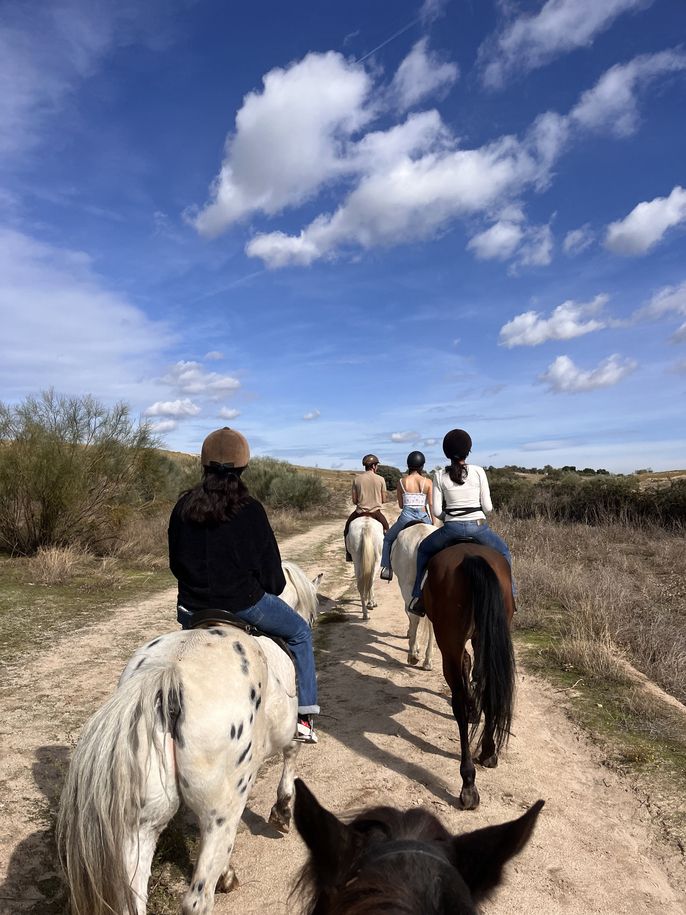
[293,778,543,915]
[423,543,516,810]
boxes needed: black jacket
[168,495,286,612]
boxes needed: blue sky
[1,0,685,472]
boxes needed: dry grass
[108,510,170,570]
[28,545,85,585]
[500,513,686,704]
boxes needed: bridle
[346,837,455,884]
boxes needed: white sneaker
[295,716,318,743]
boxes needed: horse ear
[294,779,350,885]
[311,572,324,591]
[451,800,544,900]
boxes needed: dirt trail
[1,517,684,914]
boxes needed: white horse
[345,515,383,620]
[392,523,438,670]
[57,561,321,915]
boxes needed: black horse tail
[461,555,516,755]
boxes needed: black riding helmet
[406,450,425,470]
[442,429,472,461]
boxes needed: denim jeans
[381,508,432,569]
[411,520,516,598]
[179,592,319,714]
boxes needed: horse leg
[478,704,499,768]
[268,741,301,833]
[422,617,435,671]
[182,803,245,914]
[446,662,479,810]
[407,613,421,665]
[126,733,180,912]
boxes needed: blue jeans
[411,521,516,598]
[381,508,432,569]
[179,592,319,714]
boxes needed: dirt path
[1,517,684,914]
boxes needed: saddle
[180,606,293,660]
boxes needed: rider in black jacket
[168,427,319,743]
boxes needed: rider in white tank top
[380,452,434,580]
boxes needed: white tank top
[400,478,427,509]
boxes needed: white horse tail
[57,662,182,915]
[360,522,377,604]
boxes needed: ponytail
[446,459,468,485]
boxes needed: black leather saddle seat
[186,608,292,660]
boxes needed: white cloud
[420,0,449,24]
[218,406,240,420]
[468,219,524,260]
[570,50,686,137]
[195,48,682,268]
[669,359,686,374]
[247,130,555,267]
[563,224,594,255]
[479,0,654,89]
[148,418,177,433]
[190,52,371,236]
[468,211,553,269]
[145,398,201,418]
[635,280,686,321]
[539,353,636,393]
[500,294,608,347]
[390,38,458,110]
[390,431,420,442]
[0,1,180,160]
[0,226,171,400]
[303,409,321,421]
[670,322,686,344]
[162,361,240,396]
[424,437,438,445]
[604,186,686,255]
[205,350,224,361]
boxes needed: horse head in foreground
[57,560,321,915]
[345,516,383,619]
[294,779,543,914]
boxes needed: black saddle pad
[187,609,292,659]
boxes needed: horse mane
[281,560,319,624]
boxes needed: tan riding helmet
[201,427,250,470]
[362,454,380,468]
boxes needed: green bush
[376,464,402,491]
[243,457,329,512]
[0,390,174,555]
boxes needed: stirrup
[380,566,393,581]
[295,716,318,744]
[408,596,426,617]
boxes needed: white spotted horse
[57,561,321,915]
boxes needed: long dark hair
[445,460,468,485]
[180,468,250,524]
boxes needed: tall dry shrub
[0,390,161,555]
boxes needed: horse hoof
[268,806,291,834]
[479,753,498,768]
[459,786,480,810]
[407,653,419,666]
[422,662,433,671]
[216,869,239,893]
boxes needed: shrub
[376,464,402,491]
[243,457,329,512]
[0,390,169,554]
